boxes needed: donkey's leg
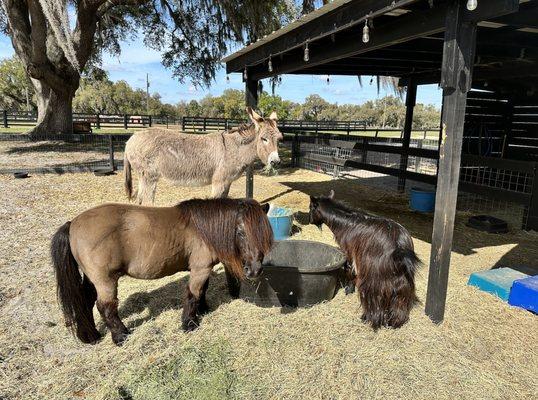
[182,267,212,332]
[210,182,231,198]
[95,278,130,346]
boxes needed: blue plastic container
[410,188,436,212]
[467,268,528,301]
[508,275,538,312]
[267,206,293,240]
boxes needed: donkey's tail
[124,153,133,201]
[51,222,100,343]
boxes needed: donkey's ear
[261,203,270,214]
[269,111,278,121]
[328,190,335,199]
[247,107,263,126]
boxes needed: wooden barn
[223,0,538,322]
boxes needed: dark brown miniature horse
[309,191,421,329]
[51,198,273,345]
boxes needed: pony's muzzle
[244,263,263,279]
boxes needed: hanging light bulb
[362,19,370,43]
[326,75,330,85]
[243,67,248,81]
[304,41,310,62]
[279,76,282,83]
[226,75,230,83]
[268,55,273,72]
[466,0,477,11]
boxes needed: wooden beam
[244,0,517,81]
[398,79,417,191]
[225,0,420,73]
[425,0,477,324]
[245,79,258,198]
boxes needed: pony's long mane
[176,198,272,279]
[317,197,420,329]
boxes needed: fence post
[415,141,423,172]
[108,135,115,171]
[148,115,152,127]
[361,137,368,163]
[203,117,207,131]
[524,163,538,230]
[96,114,101,130]
[2,110,7,128]
[123,114,128,130]
[225,118,229,131]
[166,115,169,128]
[182,116,186,131]
[423,129,427,139]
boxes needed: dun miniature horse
[309,191,421,329]
[51,198,273,345]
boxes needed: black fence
[1,110,183,130]
[1,128,536,230]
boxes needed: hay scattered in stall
[0,169,536,400]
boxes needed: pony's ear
[261,203,270,214]
[247,107,263,127]
[269,111,278,121]
[309,195,319,206]
[328,190,335,199]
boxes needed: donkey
[309,190,421,329]
[51,198,273,345]
[124,108,283,204]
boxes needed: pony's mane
[176,198,272,279]
[224,123,257,144]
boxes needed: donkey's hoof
[182,319,199,333]
[112,331,130,346]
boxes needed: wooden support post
[245,78,258,198]
[501,99,514,158]
[398,79,417,192]
[425,0,477,324]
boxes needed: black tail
[124,154,133,201]
[51,222,100,343]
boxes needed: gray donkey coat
[124,108,282,203]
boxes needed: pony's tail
[51,222,100,344]
[124,154,133,201]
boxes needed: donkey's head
[247,107,283,167]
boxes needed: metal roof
[221,0,355,63]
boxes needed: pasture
[0,168,536,399]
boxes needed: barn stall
[223,0,538,322]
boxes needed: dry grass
[0,169,537,400]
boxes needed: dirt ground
[0,168,536,400]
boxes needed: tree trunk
[28,79,76,137]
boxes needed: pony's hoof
[77,328,102,344]
[112,331,130,346]
[182,319,199,332]
[344,284,356,295]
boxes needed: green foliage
[0,56,35,111]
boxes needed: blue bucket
[267,206,293,240]
[410,188,435,212]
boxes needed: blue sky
[1,33,442,108]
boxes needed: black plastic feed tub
[240,240,346,308]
